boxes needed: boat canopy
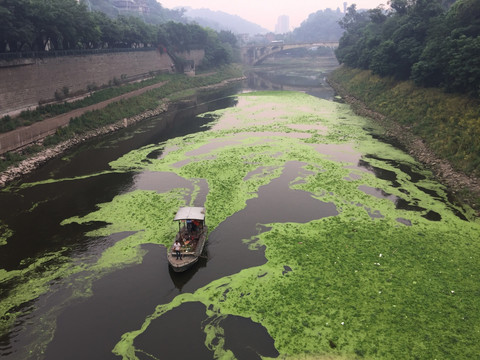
[174,207,205,221]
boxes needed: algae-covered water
[1,57,480,359]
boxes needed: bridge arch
[241,42,338,66]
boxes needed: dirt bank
[328,79,480,212]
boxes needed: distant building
[344,2,348,13]
[275,15,289,34]
[113,0,149,14]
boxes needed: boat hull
[168,254,200,272]
[168,226,207,272]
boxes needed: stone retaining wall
[0,49,205,117]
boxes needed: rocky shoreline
[328,79,480,213]
[0,103,168,187]
[0,76,246,188]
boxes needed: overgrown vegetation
[335,0,480,96]
[287,8,344,42]
[0,73,169,133]
[44,65,243,144]
[0,145,43,173]
[0,0,180,52]
[0,0,238,68]
[329,66,480,177]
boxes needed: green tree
[28,0,93,50]
[202,28,232,68]
[444,35,480,94]
[0,0,35,52]
[117,15,156,48]
[370,40,399,76]
[338,4,369,32]
[335,0,480,95]
[90,11,122,48]
[335,5,370,67]
[292,8,344,43]
[411,0,480,95]
[218,30,237,47]
[388,0,414,15]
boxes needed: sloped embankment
[328,66,480,211]
[0,66,245,187]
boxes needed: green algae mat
[1,91,480,359]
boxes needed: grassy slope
[328,67,480,177]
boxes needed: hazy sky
[159,0,388,31]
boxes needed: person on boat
[173,240,182,260]
[192,220,200,232]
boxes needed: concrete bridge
[241,42,339,66]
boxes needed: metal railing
[0,47,158,61]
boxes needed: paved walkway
[0,81,167,154]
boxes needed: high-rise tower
[275,15,290,34]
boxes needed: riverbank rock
[0,103,168,187]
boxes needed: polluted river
[1,52,479,360]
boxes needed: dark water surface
[1,55,474,359]
[1,88,245,359]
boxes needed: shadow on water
[356,165,443,221]
[0,172,135,271]
[168,254,208,292]
[358,159,401,187]
[132,302,279,360]
[44,244,177,360]
[134,302,215,360]
[358,156,467,221]
[364,154,426,183]
[222,315,280,360]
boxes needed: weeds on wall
[0,65,240,176]
[0,64,243,168]
[0,72,171,133]
[42,65,243,146]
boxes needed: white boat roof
[174,207,205,221]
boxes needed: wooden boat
[168,206,208,272]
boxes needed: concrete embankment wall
[0,49,204,153]
[0,49,205,118]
